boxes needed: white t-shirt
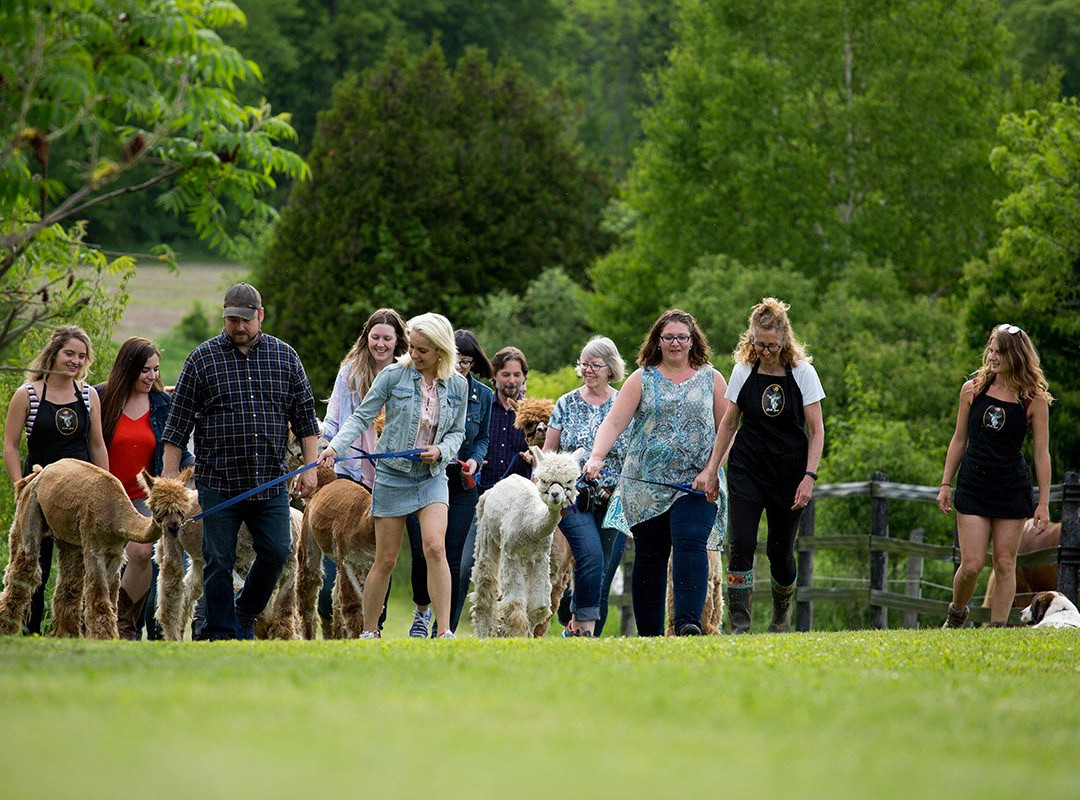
[725,360,825,406]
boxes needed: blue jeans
[598,527,626,636]
[559,507,617,624]
[198,485,291,641]
[629,493,716,636]
[407,482,479,633]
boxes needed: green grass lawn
[0,630,1076,800]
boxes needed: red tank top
[108,411,156,499]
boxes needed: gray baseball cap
[222,283,262,319]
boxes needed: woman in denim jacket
[320,313,467,638]
[405,330,492,636]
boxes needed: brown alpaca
[0,459,194,639]
[296,477,376,639]
[664,550,725,635]
[154,499,304,641]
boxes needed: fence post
[796,498,815,632]
[619,538,637,637]
[904,528,924,629]
[1059,471,1080,606]
[869,470,889,629]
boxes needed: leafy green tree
[963,99,1080,470]
[1,0,308,359]
[1002,0,1080,98]
[259,43,612,395]
[592,0,1051,344]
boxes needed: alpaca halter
[183,448,425,525]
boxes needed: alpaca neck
[116,502,161,544]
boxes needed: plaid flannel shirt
[161,332,320,498]
[477,399,531,492]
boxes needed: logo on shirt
[55,407,79,436]
[762,384,785,417]
[983,405,1005,431]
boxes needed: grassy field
[116,262,247,340]
[0,629,1076,800]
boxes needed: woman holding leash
[3,325,109,634]
[585,309,727,637]
[697,298,825,634]
[319,312,467,639]
[406,329,493,636]
[545,335,631,638]
[97,337,194,639]
[937,323,1051,628]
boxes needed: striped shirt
[161,332,320,498]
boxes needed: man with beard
[477,346,532,493]
[161,283,320,640]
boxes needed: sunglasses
[998,324,1021,335]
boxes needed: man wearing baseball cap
[160,283,320,640]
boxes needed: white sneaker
[358,630,380,639]
[437,630,456,639]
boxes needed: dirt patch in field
[117,262,248,338]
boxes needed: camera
[575,477,612,514]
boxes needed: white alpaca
[470,446,584,638]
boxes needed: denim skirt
[372,462,449,518]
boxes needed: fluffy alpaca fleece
[470,446,584,637]
[154,498,304,641]
[0,459,194,639]
[509,397,554,448]
[664,550,724,635]
[296,477,375,639]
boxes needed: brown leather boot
[767,583,796,633]
[116,587,148,641]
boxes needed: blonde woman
[698,298,825,634]
[3,325,108,634]
[937,324,1051,628]
[319,313,467,638]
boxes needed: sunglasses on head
[998,324,1021,335]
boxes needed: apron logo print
[983,406,1005,431]
[762,384,785,417]
[55,407,79,435]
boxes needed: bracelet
[940,482,951,487]
[805,471,818,481]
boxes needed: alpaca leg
[527,553,554,635]
[664,555,676,636]
[703,551,724,635]
[0,501,45,635]
[338,562,364,638]
[48,540,84,638]
[265,551,300,640]
[469,529,500,638]
[155,536,186,641]
[295,526,322,640]
[81,548,119,639]
[498,556,530,638]
[181,558,204,639]
[535,532,572,637]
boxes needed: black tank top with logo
[728,362,808,505]
[23,380,92,473]
[954,378,1034,519]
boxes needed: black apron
[24,380,92,472]
[727,363,808,507]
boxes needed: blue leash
[187,448,425,523]
[598,468,704,496]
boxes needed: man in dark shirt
[161,283,319,640]
[477,346,532,493]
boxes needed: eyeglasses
[998,324,1021,335]
[753,342,781,354]
[659,334,692,344]
[457,356,474,366]
[577,362,607,373]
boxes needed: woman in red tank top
[98,337,169,639]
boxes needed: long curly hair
[972,324,1052,403]
[340,308,407,398]
[732,297,810,368]
[637,309,711,368]
[27,325,95,382]
[100,337,164,445]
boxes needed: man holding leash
[161,283,320,640]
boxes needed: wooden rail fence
[611,470,1080,634]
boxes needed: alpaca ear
[137,469,154,493]
[529,445,543,466]
[507,397,519,412]
[177,466,195,485]
[570,447,587,465]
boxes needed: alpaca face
[535,475,574,509]
[142,469,195,537]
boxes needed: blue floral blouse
[548,387,631,491]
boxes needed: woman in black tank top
[2,326,109,634]
[938,324,1052,628]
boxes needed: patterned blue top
[604,365,728,549]
[548,388,630,490]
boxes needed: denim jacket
[327,363,468,476]
[459,373,492,465]
[95,385,195,477]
